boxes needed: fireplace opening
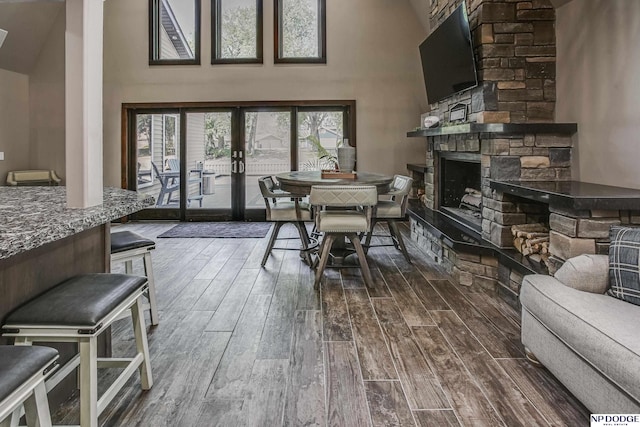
[439,153,482,230]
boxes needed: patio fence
[204,160,290,175]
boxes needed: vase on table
[337,145,356,172]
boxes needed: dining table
[275,170,393,195]
[275,170,394,266]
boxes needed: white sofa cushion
[520,274,640,404]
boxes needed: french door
[124,101,354,221]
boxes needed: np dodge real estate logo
[591,414,640,427]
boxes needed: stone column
[65,0,104,208]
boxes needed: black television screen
[419,2,478,104]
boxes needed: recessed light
[0,29,7,49]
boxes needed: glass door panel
[185,111,233,213]
[135,113,182,208]
[297,110,343,171]
[244,110,291,209]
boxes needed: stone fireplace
[405,0,640,307]
[408,123,640,306]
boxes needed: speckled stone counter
[0,187,154,259]
[0,186,154,406]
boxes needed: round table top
[275,171,393,195]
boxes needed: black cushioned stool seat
[111,231,155,254]
[2,273,153,427]
[110,231,159,326]
[5,274,148,329]
[0,346,58,403]
[0,346,58,427]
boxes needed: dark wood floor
[53,222,589,426]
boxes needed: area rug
[157,222,272,238]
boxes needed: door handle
[232,160,237,174]
[239,160,245,174]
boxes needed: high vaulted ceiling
[0,0,572,75]
[0,1,63,75]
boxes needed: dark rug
[157,222,272,238]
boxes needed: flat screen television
[419,2,478,104]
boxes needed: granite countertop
[0,187,154,260]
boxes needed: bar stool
[2,274,153,427]
[310,185,378,289]
[363,174,413,262]
[111,230,159,325]
[0,346,58,427]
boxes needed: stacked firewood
[460,187,482,212]
[511,223,550,264]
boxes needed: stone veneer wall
[426,0,556,124]
[546,207,640,274]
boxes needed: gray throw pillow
[608,226,640,306]
[555,254,609,294]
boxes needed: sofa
[520,253,640,413]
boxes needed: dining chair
[310,185,378,289]
[363,174,413,262]
[259,176,314,267]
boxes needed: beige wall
[409,0,431,33]
[102,0,427,186]
[28,8,66,180]
[0,68,30,180]
[556,0,640,189]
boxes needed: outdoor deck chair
[166,159,204,207]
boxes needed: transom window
[149,0,201,65]
[274,0,326,63]
[212,0,263,64]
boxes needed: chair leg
[262,222,283,267]
[294,221,313,266]
[362,219,377,254]
[3,410,20,427]
[24,381,52,427]
[314,234,336,290]
[124,260,133,274]
[132,296,153,390]
[143,252,159,326]
[388,220,411,263]
[79,337,98,427]
[348,233,375,289]
[386,220,400,250]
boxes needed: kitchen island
[0,186,153,405]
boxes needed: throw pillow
[555,254,609,294]
[608,226,640,306]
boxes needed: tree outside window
[212,0,263,64]
[298,111,344,171]
[275,0,326,63]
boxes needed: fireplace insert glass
[439,155,482,230]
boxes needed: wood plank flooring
[52,222,589,426]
